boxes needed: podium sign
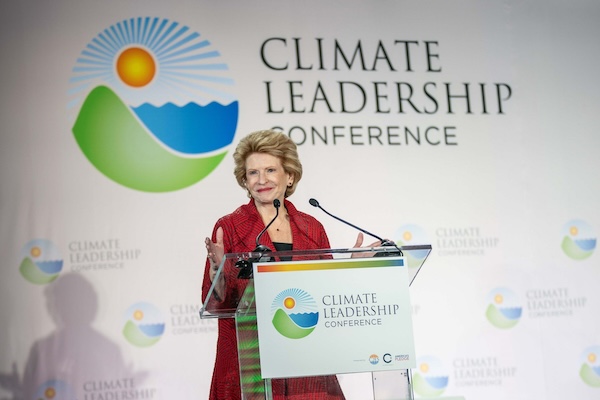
[253,256,416,379]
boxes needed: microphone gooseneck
[255,199,281,250]
[236,199,281,279]
[309,198,386,242]
[308,197,402,256]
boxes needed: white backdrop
[1,1,599,399]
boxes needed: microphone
[236,199,280,278]
[309,198,402,256]
[255,199,281,251]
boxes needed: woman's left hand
[351,232,382,258]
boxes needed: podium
[200,245,431,400]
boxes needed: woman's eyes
[247,168,277,175]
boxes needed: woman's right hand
[205,227,224,282]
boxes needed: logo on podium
[271,288,319,339]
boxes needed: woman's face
[244,152,292,206]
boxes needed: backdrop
[1,1,599,399]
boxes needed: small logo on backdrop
[369,354,380,365]
[68,17,238,192]
[561,220,596,260]
[34,380,77,400]
[123,302,165,347]
[580,346,600,387]
[413,355,449,397]
[19,239,63,284]
[271,288,319,339]
[485,287,522,329]
[394,224,430,268]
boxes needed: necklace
[275,214,289,231]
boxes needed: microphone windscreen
[273,199,281,208]
[309,198,319,207]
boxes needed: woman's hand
[351,232,382,258]
[205,227,224,282]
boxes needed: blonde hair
[233,129,302,198]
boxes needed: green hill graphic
[72,85,226,192]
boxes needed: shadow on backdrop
[0,272,147,399]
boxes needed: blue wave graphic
[132,101,238,154]
[138,323,166,337]
[289,312,318,328]
[425,376,449,389]
[499,307,522,319]
[575,238,597,251]
[592,366,600,376]
[36,260,64,274]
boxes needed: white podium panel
[253,257,416,379]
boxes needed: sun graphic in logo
[122,302,165,347]
[271,288,319,339]
[133,309,145,320]
[485,287,522,329]
[283,297,296,309]
[30,246,42,258]
[45,387,56,398]
[68,17,239,192]
[116,47,156,87]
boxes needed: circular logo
[485,287,522,329]
[579,346,600,387]
[122,302,165,347]
[69,17,238,192]
[369,354,380,365]
[19,239,63,285]
[412,355,449,397]
[271,288,319,339]
[561,220,596,260]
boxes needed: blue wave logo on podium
[580,346,600,387]
[413,355,449,397]
[123,302,165,347]
[485,287,522,329]
[19,239,63,285]
[68,17,238,192]
[561,220,596,260]
[271,288,319,339]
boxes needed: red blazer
[202,199,344,400]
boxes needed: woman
[202,129,369,399]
